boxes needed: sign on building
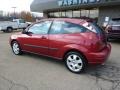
[58,0,101,6]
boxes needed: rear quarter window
[62,22,87,34]
[82,22,103,34]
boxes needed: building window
[89,9,99,18]
[66,10,73,18]
[54,12,60,17]
[61,11,66,17]
[49,12,54,17]
[48,9,99,21]
[81,10,89,17]
[73,10,80,18]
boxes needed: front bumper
[86,43,111,65]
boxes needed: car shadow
[85,63,120,81]
[22,52,64,67]
[21,52,120,77]
[18,52,120,86]
[22,52,101,73]
[108,39,120,44]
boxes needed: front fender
[9,34,21,46]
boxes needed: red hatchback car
[10,18,111,73]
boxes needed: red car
[10,18,111,73]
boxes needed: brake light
[106,26,112,33]
[91,39,106,52]
[88,33,106,52]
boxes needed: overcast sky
[0,0,33,12]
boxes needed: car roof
[38,18,88,25]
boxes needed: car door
[19,20,52,55]
[48,20,87,59]
[49,20,66,59]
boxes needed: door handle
[41,36,47,39]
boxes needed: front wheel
[64,52,87,74]
[11,41,22,55]
[2,30,6,33]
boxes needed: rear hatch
[83,22,107,52]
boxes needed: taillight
[89,33,106,52]
[91,38,106,52]
[106,26,112,33]
[96,41,105,51]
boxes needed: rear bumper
[86,43,111,65]
[107,33,120,39]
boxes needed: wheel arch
[63,49,88,65]
[11,39,22,48]
[7,26,13,29]
[11,39,23,55]
[10,39,17,46]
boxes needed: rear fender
[58,44,88,60]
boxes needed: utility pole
[12,7,16,19]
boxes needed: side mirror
[22,29,33,35]
[22,29,27,34]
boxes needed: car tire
[2,30,6,33]
[7,27,13,33]
[64,52,87,74]
[11,41,22,55]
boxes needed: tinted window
[83,22,102,33]
[49,21,63,34]
[49,21,86,34]
[28,21,52,34]
[62,22,86,34]
[19,19,25,23]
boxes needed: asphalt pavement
[0,31,120,90]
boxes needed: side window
[49,21,63,34]
[19,19,25,23]
[28,21,52,34]
[62,22,86,34]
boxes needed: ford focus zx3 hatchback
[10,18,111,73]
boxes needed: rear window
[82,22,102,34]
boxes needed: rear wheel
[64,52,87,73]
[11,41,22,55]
[7,27,13,32]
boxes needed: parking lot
[0,31,120,90]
